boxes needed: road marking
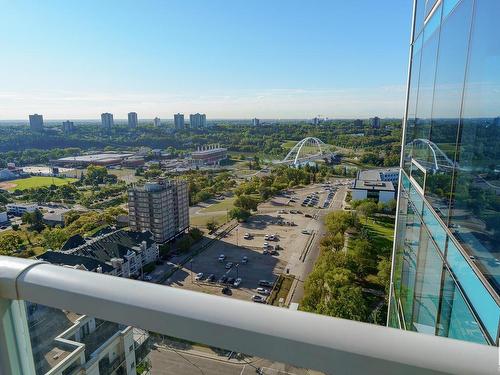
[240,364,246,375]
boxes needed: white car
[264,234,270,240]
[218,254,226,261]
[256,287,270,295]
[263,242,270,248]
[243,233,251,239]
[252,295,266,303]
[301,229,311,235]
[143,275,153,281]
[195,272,204,281]
[268,234,276,241]
[241,256,248,264]
[225,262,233,269]
[233,278,242,287]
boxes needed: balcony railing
[0,256,497,375]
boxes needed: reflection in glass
[449,0,500,293]
[424,0,473,220]
[438,269,487,344]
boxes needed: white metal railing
[0,256,497,375]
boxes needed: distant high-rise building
[174,113,185,129]
[354,119,363,127]
[128,112,138,129]
[128,179,189,243]
[154,117,161,127]
[101,113,114,131]
[370,116,381,129]
[29,114,43,132]
[189,113,206,128]
[494,116,500,126]
[62,120,74,133]
[252,118,260,126]
[389,0,500,346]
[312,117,321,125]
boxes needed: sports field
[0,176,78,191]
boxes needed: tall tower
[101,113,114,131]
[29,114,44,132]
[128,112,138,129]
[174,113,185,129]
[388,0,500,346]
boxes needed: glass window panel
[389,289,401,329]
[442,0,461,19]
[409,182,424,216]
[399,203,422,327]
[425,0,440,19]
[423,3,442,43]
[410,161,426,191]
[449,0,500,293]
[393,187,410,294]
[424,0,473,221]
[412,16,440,169]
[446,241,500,341]
[438,269,487,344]
[411,229,443,334]
[414,0,427,40]
[422,204,447,252]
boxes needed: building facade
[189,113,206,128]
[62,120,74,133]
[128,179,189,243]
[389,0,500,346]
[128,112,138,129]
[174,113,184,129]
[370,116,381,129]
[100,112,114,131]
[29,114,44,132]
[252,118,260,126]
[153,116,161,127]
[191,145,228,166]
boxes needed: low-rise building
[0,210,7,223]
[6,203,38,216]
[53,228,159,278]
[42,207,71,227]
[351,180,395,203]
[357,168,399,185]
[191,145,227,166]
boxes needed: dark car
[305,214,313,218]
[259,280,273,287]
[206,274,216,282]
[221,286,232,295]
[227,277,235,285]
[219,275,228,284]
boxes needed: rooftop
[353,179,395,191]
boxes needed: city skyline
[0,0,413,119]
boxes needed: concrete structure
[0,211,7,224]
[252,118,260,126]
[128,179,189,243]
[153,117,161,127]
[29,114,44,132]
[6,203,38,216]
[128,112,138,129]
[189,113,206,128]
[55,228,159,278]
[42,208,71,227]
[174,113,184,129]
[370,116,381,129]
[100,113,114,131]
[191,145,228,166]
[351,180,395,203]
[62,120,74,133]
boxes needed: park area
[0,176,77,191]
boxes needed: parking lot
[164,180,351,305]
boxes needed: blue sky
[0,0,413,119]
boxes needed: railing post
[0,298,36,375]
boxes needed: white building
[189,113,206,128]
[357,168,399,185]
[29,114,44,132]
[101,113,114,131]
[252,118,260,126]
[128,112,138,129]
[174,113,184,129]
[6,203,38,216]
[351,180,395,203]
[153,117,161,127]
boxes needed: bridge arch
[282,137,329,166]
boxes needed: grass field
[189,213,228,227]
[199,197,236,213]
[0,176,78,191]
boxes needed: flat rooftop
[357,168,399,181]
[192,147,227,156]
[56,153,134,163]
[353,180,395,191]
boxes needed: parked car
[218,275,228,284]
[268,234,276,241]
[227,277,235,285]
[243,233,252,239]
[143,275,153,281]
[241,256,248,264]
[206,274,215,282]
[195,272,204,281]
[259,280,273,287]
[233,278,242,287]
[218,254,226,262]
[301,229,311,235]
[256,287,270,295]
[252,295,266,303]
[225,262,233,269]
[222,286,232,295]
[264,234,270,240]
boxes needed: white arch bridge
[278,137,336,166]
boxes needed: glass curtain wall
[389,0,500,346]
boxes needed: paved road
[290,186,347,304]
[149,347,321,375]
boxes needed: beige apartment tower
[128,179,189,243]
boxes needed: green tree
[234,195,259,211]
[0,232,24,255]
[229,207,251,222]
